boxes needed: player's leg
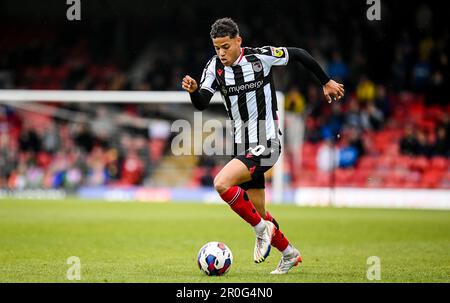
[213,158,251,194]
[245,188,265,217]
[247,188,288,251]
[246,187,302,274]
[214,159,261,228]
[214,159,275,263]
[246,188,300,255]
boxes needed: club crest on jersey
[252,61,263,73]
[271,47,284,58]
[217,68,223,76]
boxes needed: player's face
[212,36,242,66]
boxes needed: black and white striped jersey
[199,46,289,154]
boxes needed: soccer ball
[197,241,233,276]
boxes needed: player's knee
[213,176,230,194]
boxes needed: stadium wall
[4,186,448,210]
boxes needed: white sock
[253,219,266,235]
[282,244,294,257]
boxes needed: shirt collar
[231,48,244,66]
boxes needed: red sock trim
[220,186,240,205]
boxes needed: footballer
[182,18,344,274]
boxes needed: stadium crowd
[0,1,448,189]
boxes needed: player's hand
[323,79,345,103]
[182,75,198,93]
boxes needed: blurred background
[0,0,448,205]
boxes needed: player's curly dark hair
[210,18,239,39]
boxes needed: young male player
[182,18,344,274]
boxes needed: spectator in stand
[91,106,117,144]
[428,45,449,105]
[86,146,109,186]
[0,133,17,187]
[19,123,41,153]
[8,161,27,189]
[26,165,45,189]
[327,51,348,83]
[345,98,365,131]
[284,87,306,114]
[427,70,445,105]
[42,122,61,155]
[391,47,408,91]
[362,102,385,131]
[304,117,322,143]
[325,102,345,137]
[416,130,433,158]
[104,147,120,182]
[374,84,391,119]
[336,131,360,168]
[432,126,450,157]
[316,138,339,172]
[197,154,220,187]
[120,150,144,185]
[200,167,214,187]
[338,145,359,168]
[0,106,8,132]
[356,75,376,103]
[74,123,96,154]
[305,84,323,119]
[412,53,431,92]
[48,150,69,188]
[348,51,368,86]
[198,155,216,169]
[348,127,366,157]
[400,124,419,156]
[441,113,450,136]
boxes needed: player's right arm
[182,58,218,111]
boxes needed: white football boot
[254,220,276,263]
[270,247,302,274]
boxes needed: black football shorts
[234,139,281,190]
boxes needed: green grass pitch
[0,198,449,282]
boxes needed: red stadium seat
[421,170,444,188]
[410,156,429,172]
[53,65,70,81]
[301,154,317,170]
[294,169,316,187]
[377,155,395,169]
[441,172,450,189]
[384,143,400,156]
[36,152,52,168]
[430,157,448,171]
[357,156,377,170]
[373,131,392,151]
[315,171,332,187]
[395,156,413,169]
[334,168,353,186]
[417,119,436,133]
[301,142,317,156]
[354,168,374,187]
[426,106,446,121]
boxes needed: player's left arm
[286,47,344,103]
